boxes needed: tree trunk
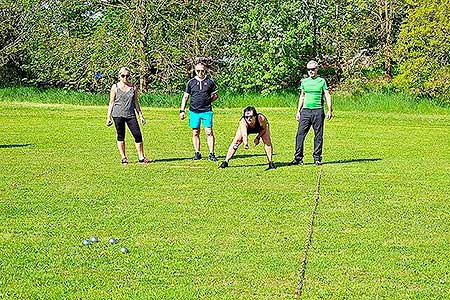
[137,0,149,92]
[384,0,393,80]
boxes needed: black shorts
[113,117,143,143]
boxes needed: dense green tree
[394,0,450,101]
[319,0,407,82]
[219,0,312,92]
[2,0,449,101]
[0,0,38,84]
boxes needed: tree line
[1,0,449,102]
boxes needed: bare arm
[324,89,333,120]
[239,120,249,149]
[133,85,146,124]
[106,85,116,125]
[180,92,190,120]
[211,91,219,103]
[296,90,305,121]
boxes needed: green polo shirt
[300,76,328,109]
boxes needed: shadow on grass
[152,153,267,163]
[226,163,269,169]
[322,158,382,165]
[232,153,267,159]
[275,158,382,168]
[0,143,33,149]
[152,157,193,163]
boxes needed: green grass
[0,86,448,114]
[0,101,449,299]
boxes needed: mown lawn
[0,101,449,299]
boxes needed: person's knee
[117,134,125,141]
[231,139,242,148]
[134,135,143,143]
[206,130,214,137]
[192,129,200,137]
[261,133,271,145]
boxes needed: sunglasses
[244,115,255,120]
[120,74,130,78]
[195,69,205,73]
[307,68,316,71]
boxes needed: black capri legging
[113,117,143,143]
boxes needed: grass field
[0,100,449,299]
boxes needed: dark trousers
[294,108,325,162]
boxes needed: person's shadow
[275,158,382,168]
[0,144,33,149]
[151,157,193,163]
[151,153,267,163]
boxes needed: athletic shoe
[289,158,304,166]
[218,161,228,168]
[138,157,151,164]
[267,161,277,170]
[314,160,322,166]
[193,152,202,160]
[121,157,128,165]
[209,153,218,162]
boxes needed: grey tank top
[111,84,136,118]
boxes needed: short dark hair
[243,106,257,116]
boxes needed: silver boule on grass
[90,236,99,243]
[108,237,117,244]
[121,247,129,254]
[82,239,90,246]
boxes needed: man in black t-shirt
[180,62,219,161]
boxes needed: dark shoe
[289,159,304,166]
[193,152,202,160]
[267,161,277,170]
[314,160,322,166]
[218,161,228,168]
[209,153,218,162]
[138,157,151,164]
[121,157,128,165]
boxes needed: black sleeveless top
[242,113,265,134]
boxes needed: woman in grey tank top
[106,67,150,164]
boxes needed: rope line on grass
[294,165,323,299]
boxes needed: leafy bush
[394,0,450,104]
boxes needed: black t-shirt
[242,113,265,134]
[185,77,218,113]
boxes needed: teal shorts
[189,110,213,129]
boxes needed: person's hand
[180,111,186,120]
[327,110,333,120]
[106,118,113,127]
[253,137,260,146]
[296,111,301,122]
[140,116,146,126]
[244,143,249,150]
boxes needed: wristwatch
[179,109,185,113]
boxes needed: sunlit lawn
[0,101,449,299]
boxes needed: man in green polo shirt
[290,60,333,166]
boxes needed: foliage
[0,0,37,84]
[319,0,407,83]
[394,0,450,103]
[1,0,449,101]
[218,1,312,93]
